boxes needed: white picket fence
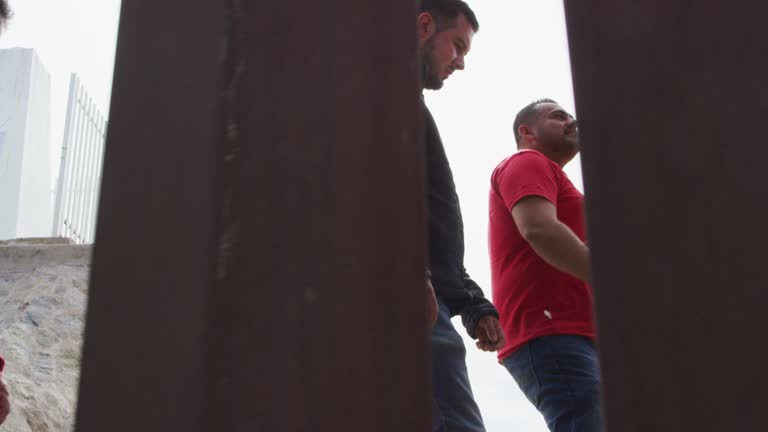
[52,74,107,244]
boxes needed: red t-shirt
[489,150,595,360]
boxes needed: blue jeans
[502,335,603,432]
[431,299,486,432]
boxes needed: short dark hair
[419,0,479,32]
[513,98,558,145]
[0,0,10,31]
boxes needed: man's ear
[518,124,535,142]
[417,12,437,43]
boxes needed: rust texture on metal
[564,2,768,431]
[228,1,428,430]
[76,0,427,431]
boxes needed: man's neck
[519,144,575,168]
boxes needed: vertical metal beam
[76,0,426,431]
[78,101,93,243]
[52,75,78,237]
[81,102,100,243]
[74,0,223,428]
[564,2,768,431]
[74,98,94,243]
[219,1,427,429]
[64,80,86,240]
[61,79,83,238]
[87,117,106,242]
[83,111,102,243]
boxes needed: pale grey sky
[0,0,120,187]
[1,1,580,430]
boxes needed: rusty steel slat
[75,0,221,430]
[227,1,428,430]
[564,2,768,431]
[76,0,426,431]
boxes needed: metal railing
[52,74,107,244]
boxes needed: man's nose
[454,55,465,71]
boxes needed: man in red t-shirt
[488,99,600,432]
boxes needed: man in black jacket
[417,2,505,431]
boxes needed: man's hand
[0,375,10,425]
[426,278,438,328]
[475,315,505,352]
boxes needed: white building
[0,48,52,240]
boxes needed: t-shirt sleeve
[493,152,559,210]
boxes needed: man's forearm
[524,219,591,283]
[460,267,489,301]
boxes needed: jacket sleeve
[457,267,499,339]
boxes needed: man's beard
[421,38,444,90]
[564,127,581,152]
[539,127,580,155]
[568,135,581,151]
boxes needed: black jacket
[423,100,499,338]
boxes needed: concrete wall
[0,48,52,240]
[0,49,28,239]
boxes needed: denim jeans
[502,335,602,432]
[431,299,486,432]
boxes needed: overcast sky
[0,1,579,430]
[0,0,120,184]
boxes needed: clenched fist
[475,315,505,352]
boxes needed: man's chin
[560,138,580,154]
[567,136,580,148]
[424,77,444,90]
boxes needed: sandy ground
[0,240,90,431]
